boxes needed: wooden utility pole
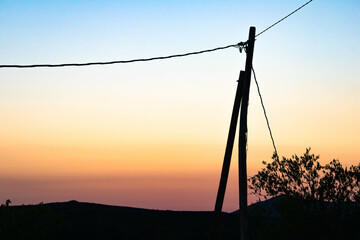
[238,26,256,240]
[213,26,255,240]
[213,70,245,235]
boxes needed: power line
[0,1,313,69]
[256,0,313,38]
[252,67,278,156]
[0,43,245,69]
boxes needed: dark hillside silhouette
[1,198,359,240]
[0,200,238,240]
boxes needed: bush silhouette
[1,199,11,208]
[249,148,360,202]
[248,149,360,239]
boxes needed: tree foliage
[249,148,360,202]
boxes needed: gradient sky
[1,0,359,212]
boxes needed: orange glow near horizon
[1,135,359,212]
[1,88,359,211]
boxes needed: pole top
[249,27,256,38]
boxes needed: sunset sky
[1,0,359,212]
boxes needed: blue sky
[1,0,358,147]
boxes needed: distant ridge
[1,197,359,240]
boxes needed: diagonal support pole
[212,26,255,240]
[213,70,245,237]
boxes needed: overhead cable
[0,0,314,69]
[252,67,278,156]
[256,0,313,37]
[0,43,245,69]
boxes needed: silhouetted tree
[249,148,360,202]
[1,199,11,207]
